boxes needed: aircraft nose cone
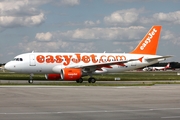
[5,62,14,71]
[4,63,10,70]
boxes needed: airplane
[143,63,170,71]
[5,25,172,83]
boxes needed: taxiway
[0,85,180,120]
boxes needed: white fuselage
[5,52,164,74]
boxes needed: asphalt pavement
[0,85,180,120]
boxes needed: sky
[0,0,180,63]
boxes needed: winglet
[130,25,162,55]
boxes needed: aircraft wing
[67,57,143,70]
[68,60,127,68]
[52,57,143,73]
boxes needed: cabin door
[29,54,36,66]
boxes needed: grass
[0,71,180,86]
[0,73,44,80]
[83,71,180,81]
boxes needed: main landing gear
[88,77,96,83]
[76,77,96,83]
[76,78,83,83]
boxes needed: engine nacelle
[61,68,82,80]
[45,74,61,80]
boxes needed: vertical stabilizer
[165,63,170,69]
[130,26,162,55]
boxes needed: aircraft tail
[165,63,170,69]
[130,25,162,55]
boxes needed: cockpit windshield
[13,58,23,61]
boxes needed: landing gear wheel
[88,77,96,83]
[91,78,96,83]
[29,73,34,84]
[28,79,33,84]
[76,78,83,83]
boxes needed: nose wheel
[88,77,96,83]
[28,73,34,83]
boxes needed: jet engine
[45,74,61,80]
[61,68,82,80]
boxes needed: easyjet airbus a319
[5,25,171,83]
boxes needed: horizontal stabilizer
[145,55,172,61]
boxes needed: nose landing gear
[28,73,34,83]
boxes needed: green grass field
[0,71,180,81]
[88,71,180,81]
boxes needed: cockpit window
[13,58,23,61]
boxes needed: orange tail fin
[130,25,162,55]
